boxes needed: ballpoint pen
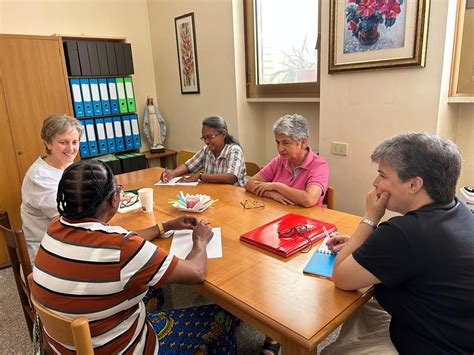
[322,225,331,240]
[322,226,337,255]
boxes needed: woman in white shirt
[21,114,82,264]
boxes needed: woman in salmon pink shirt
[245,114,329,207]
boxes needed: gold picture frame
[329,0,431,73]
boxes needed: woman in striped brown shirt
[31,159,238,354]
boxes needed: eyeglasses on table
[240,199,265,209]
[278,223,315,253]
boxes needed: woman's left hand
[178,173,200,182]
[253,181,276,196]
[169,215,198,230]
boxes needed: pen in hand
[322,226,337,254]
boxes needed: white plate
[172,203,211,213]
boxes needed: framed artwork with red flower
[175,12,200,94]
[329,0,430,73]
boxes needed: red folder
[240,213,337,258]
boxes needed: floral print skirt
[148,304,238,354]
[144,287,238,354]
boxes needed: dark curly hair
[57,160,117,219]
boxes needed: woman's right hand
[326,234,350,253]
[160,169,174,182]
[192,220,214,246]
[365,188,390,224]
[265,191,295,205]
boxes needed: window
[450,0,474,98]
[244,0,320,98]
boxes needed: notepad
[303,236,336,278]
[155,177,199,186]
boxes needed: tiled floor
[0,267,337,354]
[0,268,32,354]
[0,268,266,354]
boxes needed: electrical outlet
[331,142,349,156]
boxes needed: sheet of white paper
[169,227,222,259]
[155,176,199,186]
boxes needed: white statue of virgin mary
[143,97,166,153]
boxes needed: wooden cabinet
[0,34,72,267]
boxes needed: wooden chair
[245,161,261,177]
[323,186,336,210]
[27,274,94,355]
[0,210,34,339]
[177,150,196,166]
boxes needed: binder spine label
[125,82,134,98]
[72,85,82,102]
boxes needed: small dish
[169,192,216,213]
[171,203,211,213]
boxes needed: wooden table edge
[191,282,374,353]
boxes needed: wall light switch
[331,142,349,156]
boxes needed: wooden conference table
[113,167,373,354]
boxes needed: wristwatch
[360,218,377,229]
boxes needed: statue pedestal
[144,149,178,169]
[150,144,166,153]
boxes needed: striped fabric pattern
[32,216,178,354]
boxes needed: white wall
[147,0,240,156]
[147,0,321,168]
[319,0,454,215]
[232,0,266,166]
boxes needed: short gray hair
[371,132,462,203]
[272,114,309,143]
[41,114,83,154]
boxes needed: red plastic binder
[240,213,337,258]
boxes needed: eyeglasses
[278,224,315,253]
[278,224,315,238]
[240,199,265,209]
[117,185,140,209]
[120,195,139,209]
[200,133,221,142]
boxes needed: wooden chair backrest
[0,210,34,338]
[27,274,94,355]
[245,161,261,177]
[323,186,336,210]
[177,150,196,166]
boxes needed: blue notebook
[303,236,336,278]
